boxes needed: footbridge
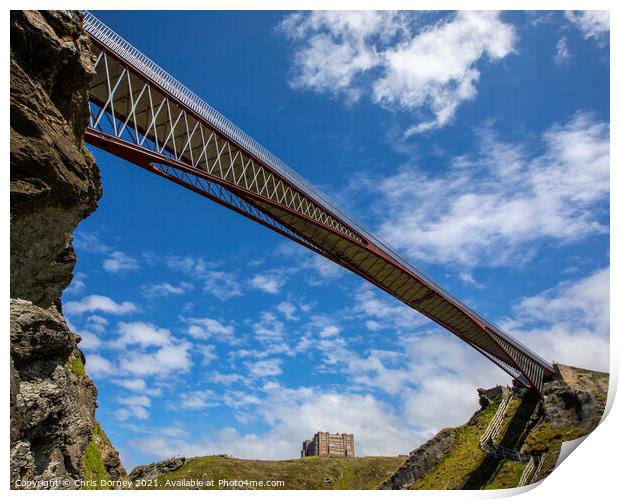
[81,12,555,396]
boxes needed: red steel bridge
[81,12,555,396]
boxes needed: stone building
[301,432,355,458]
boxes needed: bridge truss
[81,12,555,396]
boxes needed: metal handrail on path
[479,389,528,464]
[517,452,546,487]
[517,457,536,487]
[480,390,512,446]
[531,453,545,484]
[479,390,547,488]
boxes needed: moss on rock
[68,356,86,379]
[81,425,112,490]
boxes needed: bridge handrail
[81,11,553,373]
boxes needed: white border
[2,2,616,499]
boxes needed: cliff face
[10,10,126,489]
[382,365,609,490]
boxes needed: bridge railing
[82,11,553,377]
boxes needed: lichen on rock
[10,10,126,489]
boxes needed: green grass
[409,398,503,490]
[520,421,586,481]
[82,423,112,490]
[482,460,526,490]
[409,392,539,490]
[68,356,86,379]
[135,456,406,490]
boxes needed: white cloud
[74,232,112,254]
[252,385,424,456]
[129,384,427,460]
[168,255,202,273]
[197,345,218,366]
[142,282,193,299]
[373,113,609,268]
[281,11,516,134]
[246,358,283,378]
[86,314,108,334]
[179,390,218,410]
[210,372,249,386]
[279,11,404,102]
[118,341,193,378]
[77,329,102,351]
[64,294,138,316]
[303,254,344,285]
[249,271,288,294]
[352,286,429,332]
[203,271,243,300]
[85,353,116,378]
[116,395,151,421]
[112,321,172,349]
[319,325,340,338]
[458,271,484,289]
[158,255,242,300]
[504,267,610,372]
[159,256,241,300]
[276,243,344,286]
[112,378,162,396]
[251,312,298,356]
[276,301,298,321]
[166,255,212,275]
[73,233,140,276]
[118,395,151,408]
[400,334,507,431]
[223,391,261,410]
[554,36,571,65]
[313,329,413,396]
[365,320,382,331]
[374,11,516,135]
[184,317,236,342]
[565,11,610,41]
[103,251,139,273]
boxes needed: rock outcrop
[130,458,188,483]
[10,10,126,489]
[380,428,457,490]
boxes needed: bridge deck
[82,11,554,395]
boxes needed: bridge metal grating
[81,11,555,397]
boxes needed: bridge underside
[82,12,555,396]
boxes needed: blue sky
[65,10,609,469]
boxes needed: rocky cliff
[382,365,609,490]
[10,10,126,489]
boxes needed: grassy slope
[409,396,505,490]
[411,392,542,490]
[137,456,407,490]
[410,368,608,490]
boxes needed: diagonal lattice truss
[82,12,555,396]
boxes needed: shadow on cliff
[462,392,540,490]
